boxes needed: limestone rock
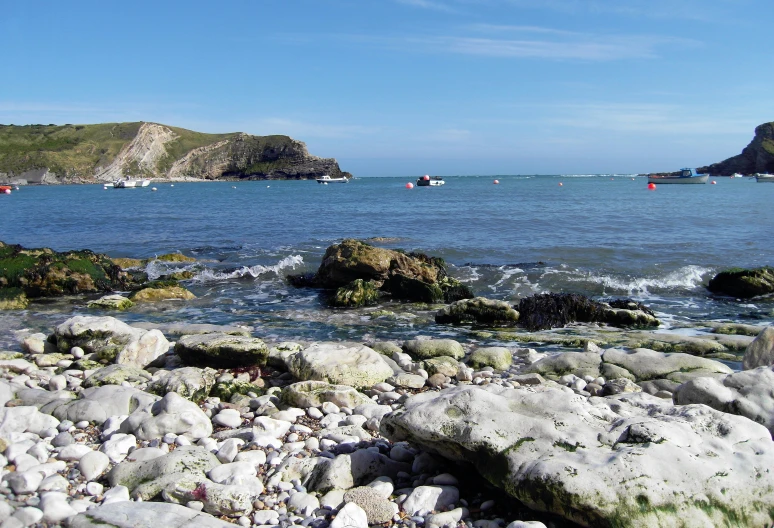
[381,384,774,528]
[147,366,217,401]
[120,391,212,440]
[403,339,465,360]
[742,326,774,369]
[526,352,601,380]
[422,356,460,377]
[82,364,152,388]
[286,343,393,388]
[44,385,158,425]
[467,347,512,371]
[130,285,196,302]
[281,380,372,408]
[87,294,134,310]
[602,348,732,382]
[174,333,268,368]
[68,501,234,528]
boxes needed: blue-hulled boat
[647,168,709,184]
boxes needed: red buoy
[711,180,717,185]
[423,175,430,181]
[647,182,656,190]
[406,182,414,189]
[558,182,563,186]
[493,179,499,184]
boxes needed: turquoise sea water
[1,175,773,347]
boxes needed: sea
[1,175,773,351]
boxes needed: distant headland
[0,122,352,184]
[698,120,774,176]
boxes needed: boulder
[517,293,658,331]
[54,315,169,368]
[674,366,774,435]
[467,347,513,371]
[422,356,460,377]
[174,333,268,368]
[281,380,373,408]
[602,348,732,382]
[742,326,774,369]
[526,352,602,379]
[381,384,774,528]
[435,297,519,326]
[130,284,196,302]
[0,287,28,309]
[286,343,394,388]
[33,385,158,426]
[68,501,234,528]
[83,364,153,388]
[403,339,465,360]
[331,279,381,307]
[120,391,212,440]
[87,294,134,310]
[147,366,217,401]
[707,266,774,299]
[107,446,219,500]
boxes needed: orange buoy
[711,180,717,184]
[647,182,656,190]
[493,179,499,184]
[406,182,414,189]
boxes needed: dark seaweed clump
[517,293,608,331]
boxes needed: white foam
[575,265,711,295]
[193,255,304,282]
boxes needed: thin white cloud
[394,0,459,13]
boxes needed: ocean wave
[192,255,304,282]
[571,265,711,295]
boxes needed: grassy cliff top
[0,122,240,178]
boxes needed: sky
[2,0,773,177]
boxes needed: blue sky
[2,0,773,176]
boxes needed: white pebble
[306,407,324,420]
[86,482,104,496]
[48,375,67,391]
[13,506,44,526]
[321,402,340,415]
[101,485,130,505]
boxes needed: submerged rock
[517,293,658,331]
[87,294,134,310]
[707,266,774,299]
[435,297,519,326]
[381,384,774,528]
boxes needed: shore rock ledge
[380,384,774,528]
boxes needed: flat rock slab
[286,343,393,389]
[380,384,774,528]
[281,380,373,408]
[174,333,268,368]
[601,348,732,382]
[526,351,601,379]
[68,500,233,528]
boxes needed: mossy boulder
[211,379,264,402]
[174,333,268,368]
[435,297,519,326]
[0,287,28,309]
[147,367,217,402]
[149,253,196,263]
[707,266,774,299]
[87,294,134,310]
[0,241,135,298]
[526,351,602,379]
[111,257,143,269]
[403,339,465,360]
[331,279,381,307]
[83,364,153,388]
[281,380,373,408]
[422,356,460,377]
[467,347,513,371]
[130,285,195,302]
[290,239,474,305]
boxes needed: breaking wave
[571,265,712,296]
[192,255,304,282]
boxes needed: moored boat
[112,178,151,188]
[316,175,349,184]
[647,168,708,184]
[0,185,11,194]
[416,175,445,186]
[755,173,774,182]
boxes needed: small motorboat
[416,175,445,186]
[730,173,743,178]
[755,173,774,182]
[113,178,151,188]
[0,185,11,195]
[316,175,349,184]
[647,168,708,184]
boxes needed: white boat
[316,175,349,184]
[113,178,151,188]
[730,173,742,178]
[647,168,708,184]
[755,173,774,182]
[416,175,445,186]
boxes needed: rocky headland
[699,121,774,176]
[0,123,351,185]
[1,241,774,527]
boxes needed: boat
[316,175,349,184]
[730,173,743,178]
[755,173,774,182]
[112,178,151,188]
[0,185,11,194]
[647,168,708,184]
[416,175,445,186]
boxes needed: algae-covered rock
[83,364,152,388]
[331,279,381,307]
[602,348,732,382]
[148,367,217,401]
[517,294,658,331]
[150,253,196,263]
[286,343,394,389]
[0,287,28,309]
[87,294,134,310]
[174,333,268,368]
[422,356,460,377]
[281,380,372,408]
[0,241,134,298]
[403,339,465,360]
[211,379,264,402]
[130,285,195,302]
[435,297,519,326]
[708,266,774,299]
[526,352,602,379]
[467,347,513,371]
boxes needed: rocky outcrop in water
[707,266,774,299]
[0,122,351,184]
[699,121,774,175]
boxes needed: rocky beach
[1,238,774,528]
